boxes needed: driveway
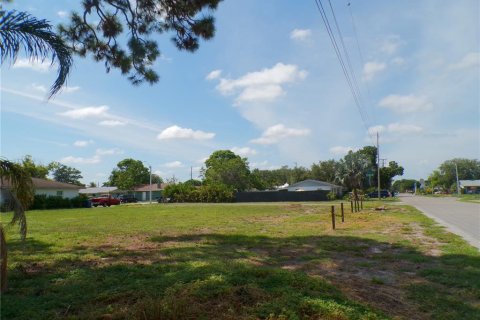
[400,194,480,249]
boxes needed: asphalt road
[400,194,480,249]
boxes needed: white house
[1,177,81,206]
[459,180,480,194]
[281,179,343,196]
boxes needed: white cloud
[449,52,480,70]
[329,146,357,156]
[57,10,68,18]
[391,57,405,65]
[73,140,94,147]
[59,105,109,119]
[60,155,100,164]
[95,148,123,156]
[362,61,386,81]
[62,86,81,93]
[378,94,433,113]
[250,160,280,170]
[13,58,52,72]
[251,124,310,144]
[387,123,423,134]
[157,125,215,140]
[231,146,257,157]
[380,35,403,55]
[164,161,184,168]
[61,148,122,164]
[206,69,222,80]
[99,120,126,127]
[290,28,312,41]
[31,83,47,93]
[215,63,307,104]
[367,125,386,135]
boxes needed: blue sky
[1,0,479,185]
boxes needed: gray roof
[288,179,341,189]
[1,177,82,190]
[459,180,480,187]
[78,187,119,194]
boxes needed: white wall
[35,189,79,199]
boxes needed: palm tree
[0,159,34,292]
[0,9,73,97]
[335,151,370,200]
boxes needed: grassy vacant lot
[1,201,479,319]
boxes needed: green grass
[1,202,479,319]
[457,194,480,203]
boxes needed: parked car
[368,190,391,198]
[119,195,138,203]
[91,195,121,207]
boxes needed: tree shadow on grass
[2,234,479,320]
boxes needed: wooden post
[331,205,336,230]
[341,202,344,222]
[350,200,353,213]
[361,197,363,210]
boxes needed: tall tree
[107,158,150,190]
[0,9,72,97]
[59,0,221,85]
[0,159,34,292]
[311,160,338,183]
[48,162,83,185]
[380,161,404,189]
[19,155,49,179]
[203,150,250,191]
[429,158,480,190]
[335,150,371,199]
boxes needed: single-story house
[78,186,123,197]
[459,180,480,194]
[280,179,343,196]
[133,183,168,201]
[1,177,82,206]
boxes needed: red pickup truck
[91,195,121,207]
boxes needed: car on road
[119,195,138,203]
[368,190,391,198]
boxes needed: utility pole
[190,166,193,181]
[455,163,460,195]
[377,132,381,199]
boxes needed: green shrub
[326,191,336,201]
[30,194,88,210]
[163,182,234,203]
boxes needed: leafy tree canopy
[203,150,250,191]
[335,150,371,197]
[428,158,480,190]
[380,161,404,189]
[59,0,221,85]
[48,162,83,185]
[107,158,150,190]
[18,155,49,179]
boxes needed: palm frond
[0,10,73,97]
[0,159,34,240]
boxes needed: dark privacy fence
[235,190,329,202]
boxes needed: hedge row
[30,195,89,210]
[163,183,234,203]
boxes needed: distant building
[459,180,480,194]
[1,177,81,205]
[78,186,123,197]
[280,179,343,196]
[133,183,168,201]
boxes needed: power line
[313,0,375,144]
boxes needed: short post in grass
[331,205,336,230]
[350,200,354,213]
[361,197,363,210]
[341,202,345,222]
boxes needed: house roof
[1,177,82,190]
[78,187,120,194]
[288,179,341,189]
[459,180,480,188]
[134,183,168,192]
